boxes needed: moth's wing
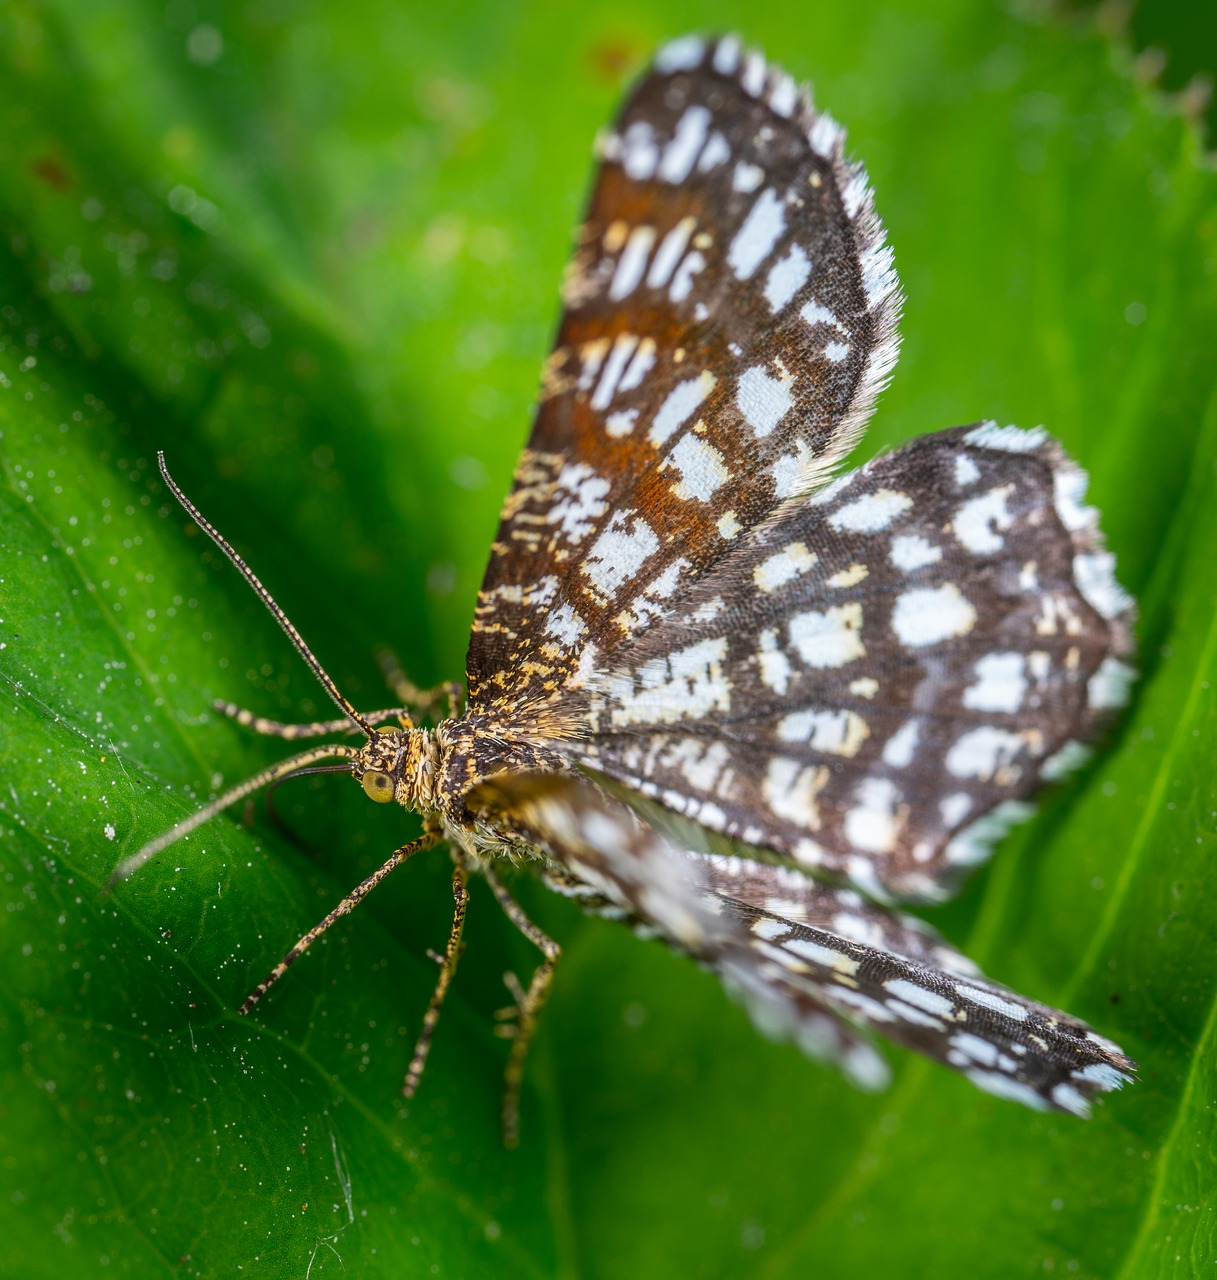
[691,852,983,977]
[469,775,1135,1113]
[699,854,1135,1116]
[579,424,1136,899]
[469,772,889,1087]
[465,35,901,719]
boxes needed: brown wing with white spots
[577,423,1136,900]
[469,778,1135,1111]
[466,34,901,717]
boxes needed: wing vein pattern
[458,34,1136,1114]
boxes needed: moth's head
[353,726,438,811]
[353,727,408,804]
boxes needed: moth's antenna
[158,452,375,737]
[105,743,362,888]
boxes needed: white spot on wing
[807,112,843,158]
[966,1070,1050,1111]
[762,757,828,829]
[954,983,1029,1022]
[756,629,791,694]
[737,365,793,437]
[648,372,716,445]
[1088,657,1135,709]
[776,708,869,757]
[769,74,798,117]
[659,106,712,183]
[728,188,787,280]
[963,652,1028,714]
[771,443,811,497]
[953,485,1014,554]
[890,534,942,572]
[647,218,695,289]
[940,792,972,827]
[753,541,816,592]
[964,422,1048,453]
[617,338,656,394]
[697,131,731,171]
[800,298,847,335]
[605,410,637,438]
[608,225,656,301]
[669,249,706,302]
[733,161,764,193]
[665,434,729,502]
[884,980,955,1018]
[784,935,860,974]
[1040,740,1092,781]
[609,637,731,727]
[717,510,741,540]
[741,51,766,97]
[955,453,981,487]
[788,603,865,668]
[584,510,659,598]
[844,777,902,854]
[1053,463,1093,531]
[619,121,659,179]
[691,596,724,624]
[945,727,1026,781]
[828,488,912,533]
[654,35,704,72]
[764,244,812,313]
[881,718,920,768]
[590,333,639,411]
[544,603,586,649]
[891,585,977,647]
[1074,552,1133,620]
[945,800,1034,866]
[712,35,740,74]
[551,462,610,541]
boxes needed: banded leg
[240,829,441,1014]
[483,866,561,1149]
[214,700,413,739]
[375,646,464,720]
[403,861,470,1100]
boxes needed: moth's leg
[375,646,464,721]
[402,858,470,1101]
[214,700,411,739]
[240,828,442,1015]
[482,865,561,1149]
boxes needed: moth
[113,34,1136,1144]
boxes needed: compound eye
[361,770,395,804]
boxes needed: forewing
[466,34,901,716]
[579,423,1136,899]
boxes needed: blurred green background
[2,1,1216,1276]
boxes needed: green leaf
[1,3,1214,1277]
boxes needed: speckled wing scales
[469,777,1134,1112]
[456,35,1136,1118]
[466,34,900,715]
[579,423,1135,899]
[700,855,1135,1115]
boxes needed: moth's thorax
[432,714,575,821]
